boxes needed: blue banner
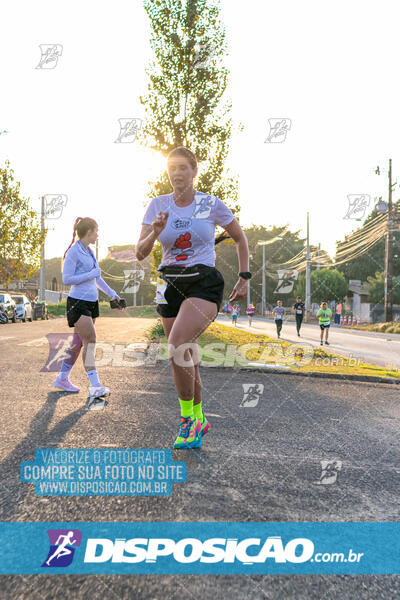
[1,522,400,574]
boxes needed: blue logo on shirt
[171,218,192,230]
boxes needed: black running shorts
[67,296,100,328]
[156,266,224,320]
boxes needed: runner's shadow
[0,391,86,521]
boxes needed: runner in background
[246,302,255,326]
[292,295,305,337]
[273,300,285,339]
[231,303,239,327]
[317,301,332,345]
[55,217,122,397]
[334,301,342,325]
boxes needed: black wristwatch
[238,271,252,280]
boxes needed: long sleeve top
[62,241,117,302]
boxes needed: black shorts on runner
[319,323,330,330]
[156,265,224,320]
[66,296,100,328]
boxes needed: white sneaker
[88,385,110,399]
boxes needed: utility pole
[262,244,266,316]
[95,238,99,262]
[384,158,394,322]
[305,212,311,322]
[317,243,321,271]
[39,196,45,301]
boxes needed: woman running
[136,146,250,449]
[246,302,255,326]
[231,304,239,327]
[273,300,284,339]
[53,217,122,399]
[292,295,305,337]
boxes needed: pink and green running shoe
[174,416,201,449]
[200,416,210,438]
[191,416,210,448]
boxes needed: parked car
[32,300,49,320]
[11,294,33,322]
[0,292,17,323]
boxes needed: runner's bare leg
[161,315,203,406]
[165,298,217,402]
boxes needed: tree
[0,161,45,285]
[99,245,155,305]
[294,269,347,304]
[139,0,240,272]
[366,271,400,305]
[215,224,306,308]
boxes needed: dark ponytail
[62,217,98,265]
[63,217,82,259]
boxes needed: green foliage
[216,225,306,307]
[147,318,166,340]
[366,271,400,304]
[295,269,347,304]
[140,0,240,273]
[0,161,46,284]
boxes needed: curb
[192,363,400,385]
[236,366,400,385]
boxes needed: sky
[0,0,399,262]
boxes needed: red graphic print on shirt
[172,232,193,261]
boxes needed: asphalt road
[217,315,400,370]
[1,319,400,599]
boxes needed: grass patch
[47,302,67,317]
[146,320,400,379]
[147,318,165,340]
[47,302,158,319]
[99,303,158,319]
[345,322,400,334]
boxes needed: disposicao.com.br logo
[82,536,361,565]
[37,529,364,572]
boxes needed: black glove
[110,298,127,309]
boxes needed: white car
[11,295,33,322]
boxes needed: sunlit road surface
[216,315,400,370]
[2,318,400,598]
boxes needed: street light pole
[384,158,393,322]
[305,212,311,322]
[262,244,266,316]
[39,196,45,301]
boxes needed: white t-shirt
[142,191,235,268]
